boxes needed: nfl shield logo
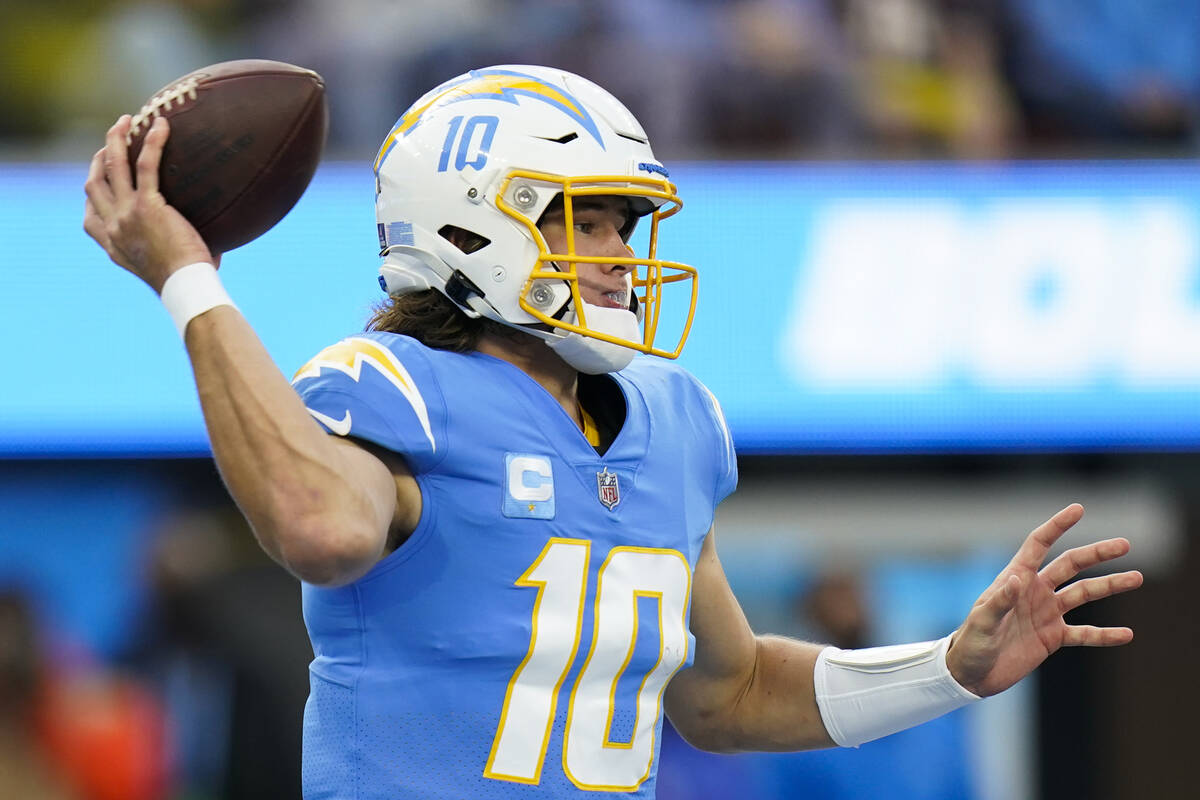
[596,467,620,511]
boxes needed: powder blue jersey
[291,332,737,799]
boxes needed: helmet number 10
[437,114,499,173]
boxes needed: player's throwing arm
[83,67,411,588]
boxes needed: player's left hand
[945,503,1142,698]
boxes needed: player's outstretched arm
[666,505,1141,753]
[83,115,416,586]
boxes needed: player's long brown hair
[366,290,527,352]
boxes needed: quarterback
[84,65,1142,798]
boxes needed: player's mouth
[578,282,630,310]
[600,288,630,309]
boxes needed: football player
[84,65,1143,799]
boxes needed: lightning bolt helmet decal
[374,68,605,173]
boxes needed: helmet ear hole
[439,225,491,254]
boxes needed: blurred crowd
[0,495,312,800]
[4,0,1200,161]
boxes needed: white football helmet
[373,64,697,373]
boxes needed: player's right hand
[83,115,218,294]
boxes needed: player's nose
[596,227,634,273]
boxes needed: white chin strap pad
[813,634,980,748]
[546,301,642,374]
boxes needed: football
[125,59,328,253]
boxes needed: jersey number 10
[484,539,692,791]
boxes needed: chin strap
[545,301,643,374]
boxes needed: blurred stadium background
[2,1,1198,798]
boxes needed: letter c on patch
[508,455,553,502]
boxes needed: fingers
[84,149,117,256]
[83,197,108,248]
[1057,569,1143,613]
[1062,624,1134,647]
[103,115,134,194]
[969,573,1021,634]
[1012,503,1084,572]
[136,116,169,195]
[84,147,114,216]
[1042,537,1131,587]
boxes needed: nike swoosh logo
[306,407,352,436]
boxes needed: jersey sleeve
[696,380,738,504]
[290,334,446,474]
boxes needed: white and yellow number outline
[484,538,590,784]
[484,540,692,791]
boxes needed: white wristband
[813,634,980,748]
[160,262,237,337]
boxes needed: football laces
[125,76,201,144]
